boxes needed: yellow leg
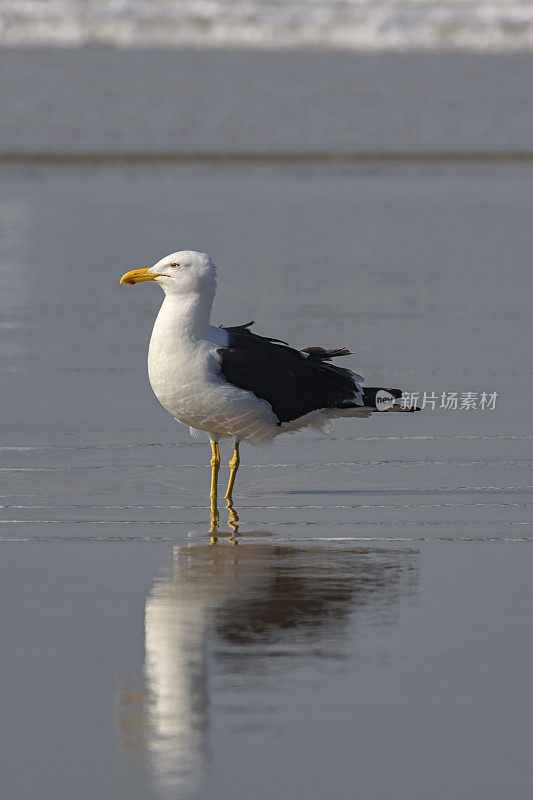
[209,441,220,543]
[225,441,240,502]
[225,442,240,543]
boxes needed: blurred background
[1,0,533,157]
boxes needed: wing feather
[218,328,362,423]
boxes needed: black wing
[218,326,362,424]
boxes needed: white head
[120,251,217,301]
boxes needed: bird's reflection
[117,541,418,799]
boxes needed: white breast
[147,296,278,444]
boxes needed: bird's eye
[170,262,180,268]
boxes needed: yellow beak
[120,268,160,285]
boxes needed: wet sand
[1,160,532,798]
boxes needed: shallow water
[3,50,533,156]
[1,161,532,798]
[1,540,532,800]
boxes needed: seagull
[120,251,420,539]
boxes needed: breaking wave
[1,1,533,50]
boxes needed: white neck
[147,287,223,414]
[158,291,214,340]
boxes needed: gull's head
[120,251,217,298]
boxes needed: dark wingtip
[330,347,354,358]
[302,346,354,360]
[219,320,255,331]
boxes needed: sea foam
[0,0,533,50]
